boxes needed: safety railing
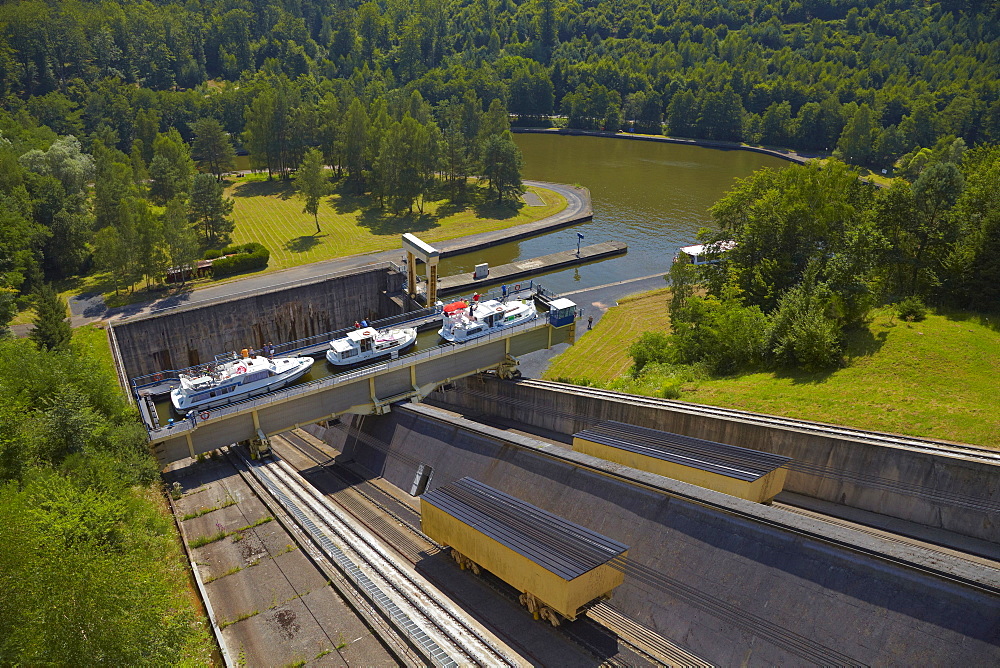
[146,312,551,438]
[131,305,437,396]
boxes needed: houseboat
[325,326,418,366]
[439,297,537,343]
[171,353,314,412]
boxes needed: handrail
[147,313,551,437]
[130,304,436,393]
[131,282,546,393]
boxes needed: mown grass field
[227,177,566,271]
[24,178,567,318]
[545,288,673,383]
[544,290,1000,447]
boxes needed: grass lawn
[227,177,566,271]
[12,178,567,320]
[546,288,673,383]
[544,290,1000,447]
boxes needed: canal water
[439,134,790,293]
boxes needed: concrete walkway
[46,181,591,330]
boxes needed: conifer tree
[30,284,71,351]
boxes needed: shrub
[659,381,682,399]
[767,282,844,371]
[896,295,927,322]
[670,296,768,375]
[628,331,674,375]
[211,242,270,278]
[203,249,222,260]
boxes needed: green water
[439,134,791,292]
[234,135,791,292]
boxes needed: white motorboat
[171,354,314,412]
[326,325,418,366]
[439,297,537,343]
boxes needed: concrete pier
[435,241,627,296]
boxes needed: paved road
[45,180,590,330]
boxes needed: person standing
[501,284,508,303]
[587,315,593,330]
[187,410,197,428]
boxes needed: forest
[2,0,999,315]
[1,0,999,661]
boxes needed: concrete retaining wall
[316,405,1000,666]
[112,267,404,379]
[433,376,1000,544]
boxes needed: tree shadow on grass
[356,208,440,236]
[330,181,365,214]
[285,234,327,254]
[939,307,1000,334]
[230,179,296,200]
[473,198,524,220]
[768,324,889,385]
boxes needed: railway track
[229,445,518,668]
[454,381,1000,514]
[276,429,699,667]
[512,380,1000,464]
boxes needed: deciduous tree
[189,173,235,245]
[295,148,327,233]
[191,117,236,181]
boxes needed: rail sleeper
[420,477,628,625]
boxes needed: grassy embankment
[227,176,565,272]
[544,288,1000,448]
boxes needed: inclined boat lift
[135,286,579,465]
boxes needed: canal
[439,134,790,292]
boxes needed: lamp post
[576,232,584,257]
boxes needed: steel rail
[241,450,517,668]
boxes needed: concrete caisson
[420,477,628,623]
[573,421,791,504]
[437,376,1000,544]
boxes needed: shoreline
[512,127,818,165]
[51,180,592,328]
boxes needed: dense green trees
[644,148,1000,379]
[0,0,995,176]
[0,330,210,663]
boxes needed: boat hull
[439,305,537,343]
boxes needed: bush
[659,381,682,399]
[767,282,844,371]
[211,242,269,278]
[670,296,768,375]
[896,295,927,322]
[628,331,674,375]
[203,249,222,260]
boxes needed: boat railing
[130,306,437,396]
[145,311,553,437]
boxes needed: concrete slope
[321,405,1000,667]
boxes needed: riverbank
[512,127,819,165]
[45,181,591,329]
